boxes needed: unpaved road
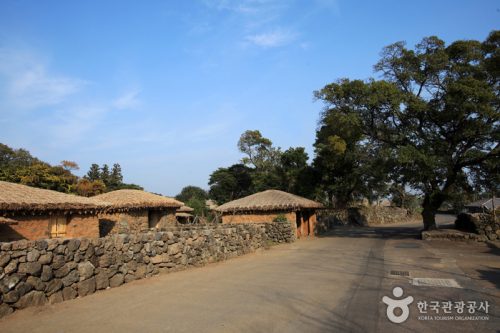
[0,218,499,332]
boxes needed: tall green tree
[208,164,253,204]
[313,103,392,207]
[109,163,123,190]
[175,185,208,203]
[100,164,110,186]
[86,164,101,181]
[237,130,282,191]
[175,186,210,217]
[315,31,499,230]
[277,147,318,198]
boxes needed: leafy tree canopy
[315,31,499,229]
[175,185,208,203]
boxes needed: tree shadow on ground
[476,267,500,290]
[317,225,421,240]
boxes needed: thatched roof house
[175,205,194,223]
[177,205,194,213]
[0,181,107,213]
[216,190,323,238]
[0,181,108,242]
[216,190,322,213]
[94,190,183,235]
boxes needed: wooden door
[295,212,302,238]
[50,216,67,238]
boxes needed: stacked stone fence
[0,222,295,318]
[317,206,416,231]
[421,213,499,242]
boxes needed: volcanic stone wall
[0,222,295,318]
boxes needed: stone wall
[264,222,296,243]
[455,212,499,241]
[0,222,295,318]
[99,211,149,237]
[422,229,491,242]
[348,206,412,225]
[318,206,414,229]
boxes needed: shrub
[273,214,288,223]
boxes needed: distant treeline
[0,143,142,197]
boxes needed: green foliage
[0,143,142,196]
[273,214,288,223]
[208,164,253,204]
[0,143,78,193]
[389,185,421,215]
[238,130,281,170]
[186,197,207,217]
[86,164,101,181]
[209,130,320,202]
[175,186,208,203]
[100,164,110,186]
[82,163,141,194]
[175,185,209,216]
[315,31,499,229]
[108,163,123,190]
[313,101,391,207]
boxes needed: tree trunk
[421,205,437,230]
[421,192,444,231]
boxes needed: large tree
[175,185,208,203]
[315,31,499,230]
[175,185,209,216]
[0,143,78,193]
[208,164,253,204]
[313,105,392,207]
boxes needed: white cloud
[0,48,86,109]
[112,89,141,110]
[245,30,296,48]
[204,0,275,13]
[47,105,108,146]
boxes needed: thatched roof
[0,181,109,214]
[175,212,193,218]
[215,190,323,213]
[94,190,183,210]
[177,205,194,213]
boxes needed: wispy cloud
[0,48,86,109]
[203,0,279,14]
[245,29,296,48]
[112,89,141,110]
[203,0,288,30]
[47,105,108,146]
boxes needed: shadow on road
[318,225,421,240]
[477,267,500,289]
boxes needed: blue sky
[0,0,498,196]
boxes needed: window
[49,215,67,238]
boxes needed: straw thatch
[94,189,183,210]
[0,181,109,213]
[177,205,194,213]
[175,212,193,218]
[215,190,323,213]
